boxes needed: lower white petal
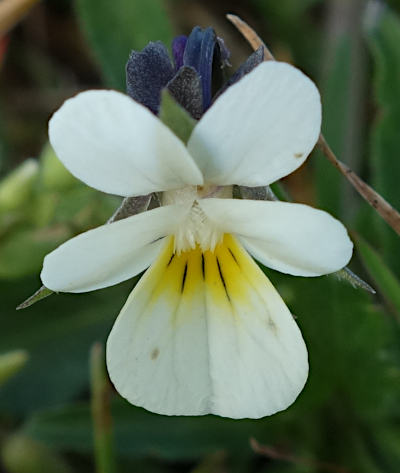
[41,203,190,293]
[199,198,353,277]
[106,234,308,419]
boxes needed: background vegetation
[1,0,400,472]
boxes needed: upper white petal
[41,203,191,293]
[199,198,353,276]
[107,235,308,418]
[188,61,321,186]
[49,90,203,197]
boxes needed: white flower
[41,61,353,419]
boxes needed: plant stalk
[90,342,116,473]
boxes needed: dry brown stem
[250,438,352,473]
[0,0,39,36]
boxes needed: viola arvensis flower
[40,28,353,419]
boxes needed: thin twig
[226,14,274,60]
[318,135,400,235]
[250,438,352,473]
[226,13,400,237]
[0,0,40,36]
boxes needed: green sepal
[334,267,376,295]
[17,286,53,310]
[159,89,196,144]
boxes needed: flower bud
[0,350,28,386]
[40,144,78,191]
[1,434,72,473]
[0,159,38,212]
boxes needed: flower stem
[90,342,117,473]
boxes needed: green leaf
[49,186,118,227]
[250,0,323,75]
[386,0,400,16]
[0,109,6,174]
[159,90,196,143]
[0,225,71,279]
[368,424,400,473]
[271,271,399,471]
[0,350,29,386]
[262,267,396,418]
[0,276,135,414]
[75,0,173,90]
[357,237,400,316]
[366,8,400,275]
[24,399,264,461]
[313,37,350,216]
[0,187,118,280]
[367,9,400,105]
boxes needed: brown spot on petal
[294,152,303,158]
[267,318,278,334]
[150,348,159,360]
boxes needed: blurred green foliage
[2,433,73,473]
[75,0,173,90]
[1,1,400,472]
[0,350,28,387]
[0,145,119,280]
[358,236,400,316]
[313,40,349,216]
[367,8,400,275]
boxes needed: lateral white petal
[188,61,321,186]
[107,235,308,419]
[41,203,190,293]
[199,199,353,276]
[49,90,203,197]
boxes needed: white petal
[199,199,353,276]
[41,203,190,293]
[49,90,203,197]
[188,61,321,186]
[107,234,308,419]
